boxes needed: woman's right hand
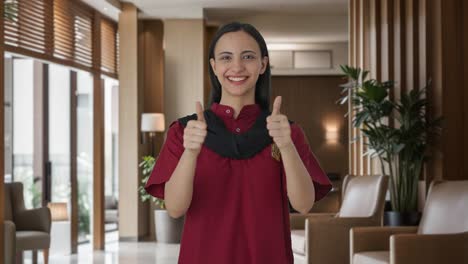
[183,101,207,156]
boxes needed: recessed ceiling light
[104,7,108,11]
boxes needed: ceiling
[82,0,349,43]
[83,0,347,20]
[128,0,347,19]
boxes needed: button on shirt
[145,102,332,264]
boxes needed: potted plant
[139,156,184,243]
[338,65,441,226]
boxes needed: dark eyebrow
[216,51,232,56]
[241,50,257,54]
[216,50,257,56]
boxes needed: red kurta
[145,103,332,264]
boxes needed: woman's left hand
[266,96,293,150]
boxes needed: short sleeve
[290,123,332,202]
[144,121,185,199]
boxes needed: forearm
[164,150,198,218]
[281,143,315,214]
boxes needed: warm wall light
[325,123,340,144]
[326,130,340,143]
[48,202,69,221]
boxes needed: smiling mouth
[227,76,248,85]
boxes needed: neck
[219,94,255,119]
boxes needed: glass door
[76,70,94,244]
[48,63,71,205]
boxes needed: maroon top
[145,103,332,264]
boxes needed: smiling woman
[144,22,332,264]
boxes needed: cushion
[105,209,119,223]
[16,231,50,251]
[353,251,390,264]
[105,196,118,210]
[290,229,306,256]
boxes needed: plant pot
[384,211,421,226]
[154,210,184,243]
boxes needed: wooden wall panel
[350,0,468,181]
[463,0,468,181]
[361,0,371,175]
[348,0,355,175]
[418,0,427,92]
[271,76,349,180]
[138,19,164,240]
[394,0,406,99]
[426,0,443,184]
[439,0,467,181]
[204,25,218,107]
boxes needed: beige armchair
[351,180,468,264]
[4,182,51,264]
[290,175,388,264]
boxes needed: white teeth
[228,76,247,82]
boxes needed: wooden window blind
[101,17,117,75]
[53,0,74,62]
[54,0,93,69]
[72,4,93,69]
[4,0,118,76]
[4,0,51,55]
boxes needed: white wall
[236,14,348,43]
[163,19,205,124]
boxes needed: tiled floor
[25,231,304,264]
[49,241,181,264]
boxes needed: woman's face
[210,31,269,100]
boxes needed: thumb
[272,96,282,115]
[196,101,205,122]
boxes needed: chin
[224,86,254,97]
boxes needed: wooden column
[138,19,164,240]
[92,11,105,250]
[118,3,145,240]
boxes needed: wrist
[279,141,295,152]
[183,149,200,159]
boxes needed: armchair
[4,182,51,264]
[290,175,388,264]
[4,221,15,264]
[351,180,468,264]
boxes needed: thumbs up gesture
[183,101,208,156]
[266,96,293,150]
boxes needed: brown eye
[219,56,231,61]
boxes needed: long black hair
[208,22,271,111]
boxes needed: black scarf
[178,109,293,160]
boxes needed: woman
[145,22,332,264]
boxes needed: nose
[230,57,245,72]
